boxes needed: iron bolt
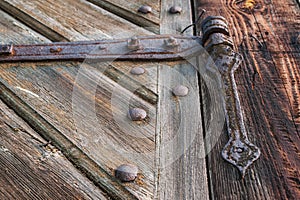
[115,164,138,182]
[164,36,179,48]
[0,44,14,55]
[127,36,142,50]
[169,6,182,14]
[172,85,189,96]
[128,108,147,121]
[138,5,152,14]
[130,67,145,75]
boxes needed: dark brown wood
[195,0,300,199]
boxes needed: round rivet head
[169,6,182,14]
[128,108,147,121]
[172,85,189,96]
[138,5,152,14]
[115,164,138,182]
[130,67,145,75]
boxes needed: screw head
[128,108,147,121]
[115,164,138,182]
[138,5,152,14]
[169,6,182,14]
[130,67,145,75]
[172,85,189,96]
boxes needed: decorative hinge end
[222,139,261,178]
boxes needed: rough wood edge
[0,81,138,200]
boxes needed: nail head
[169,6,182,14]
[128,108,147,121]
[138,5,152,14]
[115,164,138,182]
[172,85,189,96]
[130,67,145,75]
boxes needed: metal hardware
[164,36,179,48]
[128,108,147,121]
[0,15,261,177]
[169,6,182,14]
[201,16,230,45]
[138,5,152,14]
[201,16,260,178]
[127,36,142,50]
[181,9,206,34]
[0,35,202,62]
[115,164,138,182]
[130,67,145,75]
[172,85,189,97]
[0,44,14,55]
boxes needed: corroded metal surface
[0,35,202,62]
[202,16,260,178]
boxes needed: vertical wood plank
[195,0,300,199]
[155,0,209,199]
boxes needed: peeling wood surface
[0,100,108,200]
[196,0,300,199]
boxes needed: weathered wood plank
[0,9,156,199]
[196,0,300,199]
[86,0,160,33]
[0,99,108,199]
[155,0,209,199]
[0,0,151,41]
[0,0,158,99]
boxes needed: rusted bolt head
[128,108,147,121]
[130,67,145,75]
[172,85,189,96]
[165,36,179,48]
[115,164,138,182]
[138,5,152,14]
[127,36,142,50]
[169,6,182,14]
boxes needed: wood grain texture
[155,0,209,199]
[86,0,160,33]
[0,99,108,199]
[0,0,158,102]
[196,0,300,199]
[0,0,151,41]
[0,8,155,199]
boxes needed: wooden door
[0,0,299,199]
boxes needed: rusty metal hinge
[0,35,202,62]
[0,15,260,178]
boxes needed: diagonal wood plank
[0,0,152,41]
[86,0,160,33]
[155,0,209,199]
[0,100,108,200]
[0,8,157,199]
